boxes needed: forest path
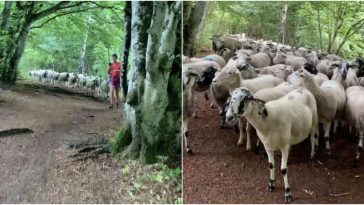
[183,91,364,204]
[0,80,123,203]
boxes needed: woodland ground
[0,80,180,203]
[183,86,364,204]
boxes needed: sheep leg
[333,120,338,136]
[183,118,192,154]
[246,122,252,151]
[324,123,332,155]
[204,91,209,101]
[353,131,363,169]
[281,146,292,203]
[266,149,275,192]
[254,139,261,155]
[237,118,246,147]
[310,129,317,160]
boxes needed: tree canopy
[17,2,124,78]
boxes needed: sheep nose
[226,115,234,122]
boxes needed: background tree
[183,1,208,57]
[194,1,364,58]
[110,1,181,164]
[0,1,123,83]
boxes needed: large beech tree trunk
[121,1,131,98]
[111,1,181,163]
[183,1,208,57]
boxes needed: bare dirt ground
[183,92,364,204]
[0,80,179,203]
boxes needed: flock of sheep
[182,33,364,203]
[28,69,110,99]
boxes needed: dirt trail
[183,92,364,204]
[0,80,121,203]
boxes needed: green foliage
[109,126,131,155]
[18,2,124,79]
[196,1,364,58]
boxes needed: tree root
[66,136,110,161]
[0,128,33,138]
[69,144,110,161]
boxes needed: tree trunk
[316,7,323,50]
[183,1,208,57]
[0,2,34,83]
[121,1,131,98]
[111,1,181,164]
[78,13,92,74]
[0,1,13,31]
[279,3,288,44]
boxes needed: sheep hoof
[186,148,193,155]
[204,92,209,101]
[254,146,261,155]
[352,159,359,170]
[284,194,292,203]
[237,142,243,147]
[209,103,215,108]
[219,124,226,129]
[267,182,274,192]
[326,149,332,156]
[246,146,251,151]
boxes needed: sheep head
[183,69,200,89]
[226,87,254,124]
[352,58,364,77]
[197,66,218,87]
[212,65,241,90]
[303,63,318,75]
[235,53,251,70]
[287,68,312,87]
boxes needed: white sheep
[226,87,318,203]
[235,52,271,70]
[331,61,361,89]
[288,68,346,154]
[273,48,307,71]
[213,66,283,149]
[182,69,201,154]
[345,86,364,169]
[183,54,226,68]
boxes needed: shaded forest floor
[183,92,364,204]
[0,80,180,203]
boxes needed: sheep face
[287,68,309,87]
[273,65,293,80]
[273,50,287,64]
[235,53,251,70]
[218,48,235,61]
[212,66,240,89]
[338,61,348,80]
[303,63,318,75]
[352,58,364,77]
[196,66,218,88]
[226,87,254,124]
[183,70,199,90]
[318,53,328,60]
[306,51,318,65]
[214,38,225,51]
